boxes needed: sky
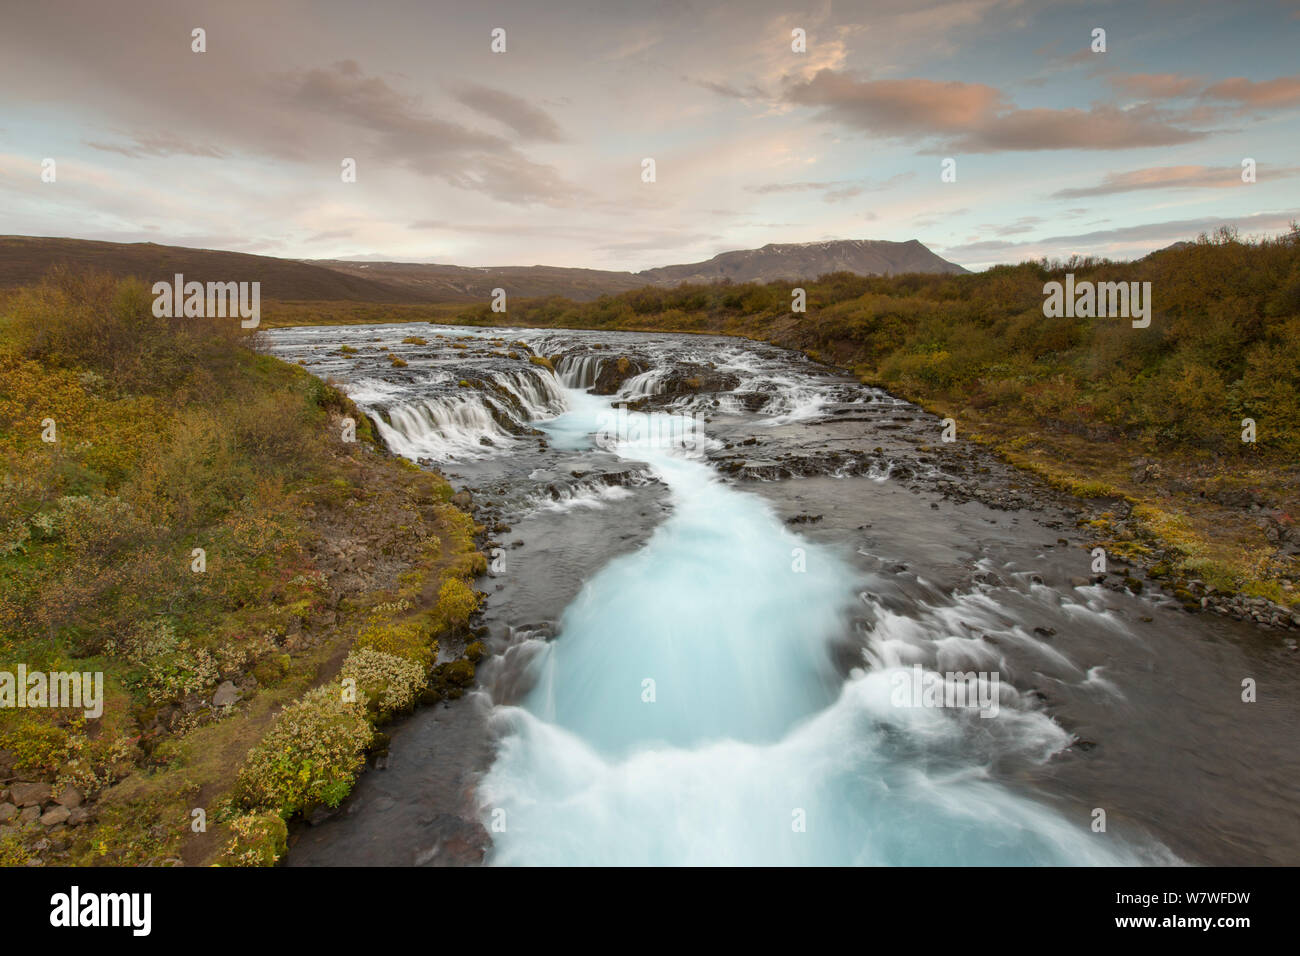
[1,0,1299,272]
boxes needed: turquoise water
[480,390,1152,865]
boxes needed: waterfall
[374,396,516,459]
[553,354,606,389]
[477,386,1167,866]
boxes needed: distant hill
[309,260,648,302]
[637,239,968,285]
[314,239,966,300]
[0,236,967,303]
[0,236,424,303]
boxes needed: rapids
[263,323,1300,867]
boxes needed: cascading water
[376,396,515,459]
[476,385,1163,866]
[267,323,1299,868]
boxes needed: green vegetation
[0,269,485,866]
[258,300,465,329]
[232,685,372,817]
[455,228,1300,604]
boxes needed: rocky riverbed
[261,323,1300,867]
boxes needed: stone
[40,805,70,827]
[18,806,40,825]
[306,805,338,826]
[67,807,92,827]
[0,803,16,823]
[213,680,241,707]
[9,782,51,807]
[54,786,83,809]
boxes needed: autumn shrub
[432,577,479,631]
[340,647,426,718]
[354,618,438,667]
[234,685,372,816]
[219,812,288,866]
[5,267,249,394]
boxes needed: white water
[479,385,1160,865]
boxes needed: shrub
[432,577,478,631]
[340,647,426,717]
[234,685,372,816]
[219,812,289,866]
[355,617,438,667]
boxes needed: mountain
[309,260,648,302]
[315,239,967,300]
[0,236,968,304]
[637,239,968,284]
[0,236,426,303]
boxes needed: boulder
[213,680,241,707]
[591,356,651,395]
[40,805,70,827]
[9,782,51,807]
[55,787,84,808]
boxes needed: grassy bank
[453,228,1299,610]
[0,270,486,866]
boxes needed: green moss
[251,653,292,687]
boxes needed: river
[263,323,1300,867]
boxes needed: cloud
[785,70,1006,136]
[983,215,1044,236]
[746,179,862,202]
[452,84,565,142]
[283,60,503,153]
[939,210,1300,264]
[746,172,914,202]
[1052,164,1300,198]
[1201,75,1300,108]
[275,61,581,205]
[784,69,1208,151]
[1108,73,1202,99]
[685,76,768,100]
[84,132,227,159]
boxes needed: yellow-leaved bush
[233,685,372,816]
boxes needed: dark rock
[590,356,650,395]
[306,805,338,827]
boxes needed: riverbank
[0,272,485,866]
